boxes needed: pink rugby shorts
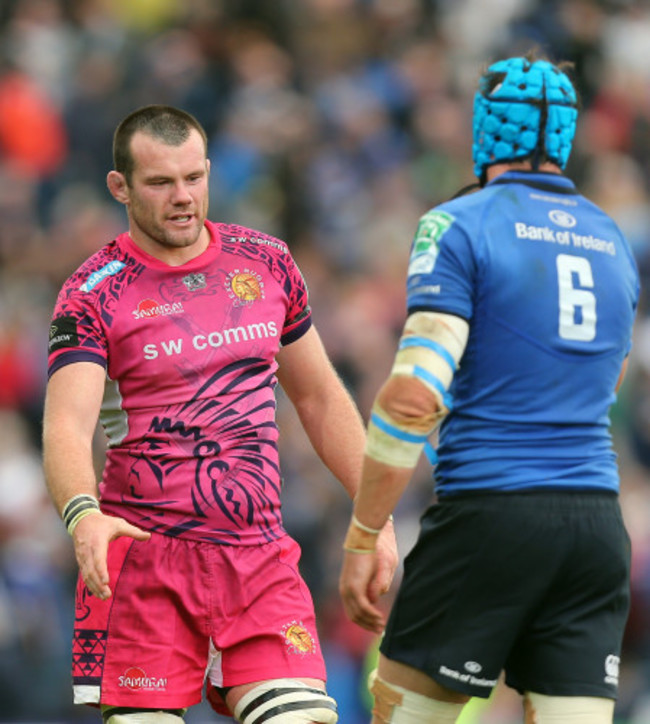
[71,532,327,711]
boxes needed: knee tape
[102,707,185,724]
[524,692,615,723]
[370,673,464,724]
[233,679,338,723]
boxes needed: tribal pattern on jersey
[48,220,312,544]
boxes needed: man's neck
[486,161,562,182]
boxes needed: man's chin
[163,228,202,248]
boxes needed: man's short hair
[113,105,208,184]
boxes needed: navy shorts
[380,491,630,699]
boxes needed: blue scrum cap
[472,56,578,180]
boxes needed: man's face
[122,129,210,258]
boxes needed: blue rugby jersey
[406,171,639,496]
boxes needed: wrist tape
[62,494,101,535]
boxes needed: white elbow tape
[391,311,469,415]
[365,405,430,468]
[365,312,469,468]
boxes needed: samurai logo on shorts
[225,269,265,306]
[118,666,168,691]
[281,621,316,655]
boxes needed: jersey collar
[118,220,222,270]
[487,170,578,195]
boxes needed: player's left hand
[339,547,384,633]
[339,518,398,634]
[372,517,399,598]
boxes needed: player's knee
[369,671,465,723]
[101,706,185,723]
[232,679,338,723]
[524,692,615,723]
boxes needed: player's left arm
[276,325,365,498]
[340,310,469,631]
[276,325,398,594]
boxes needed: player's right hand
[72,512,151,600]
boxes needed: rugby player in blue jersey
[339,51,639,724]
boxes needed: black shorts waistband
[436,489,618,512]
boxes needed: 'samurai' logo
[132,299,185,320]
[118,666,168,691]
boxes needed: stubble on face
[125,129,210,263]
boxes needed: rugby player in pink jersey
[42,105,398,724]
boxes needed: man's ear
[106,170,129,204]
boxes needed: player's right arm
[43,361,150,600]
[616,357,629,392]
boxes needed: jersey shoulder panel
[49,239,145,374]
[58,238,145,311]
[406,197,478,318]
[215,222,311,342]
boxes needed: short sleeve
[48,289,107,378]
[406,207,476,320]
[280,255,312,345]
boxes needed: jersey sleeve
[406,207,477,321]
[48,285,108,378]
[279,254,312,346]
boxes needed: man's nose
[171,181,192,203]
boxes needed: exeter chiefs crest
[281,620,316,656]
[225,269,265,306]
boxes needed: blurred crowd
[3,0,650,721]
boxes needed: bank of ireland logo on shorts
[281,620,316,656]
[118,666,168,691]
[604,654,620,686]
[225,268,265,306]
[408,210,455,277]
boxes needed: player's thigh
[505,493,630,698]
[523,692,615,723]
[208,535,327,686]
[377,655,469,703]
[226,677,338,723]
[226,676,325,710]
[76,534,211,709]
[380,494,554,697]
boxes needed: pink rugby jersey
[48,220,312,545]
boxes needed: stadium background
[2,0,650,721]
